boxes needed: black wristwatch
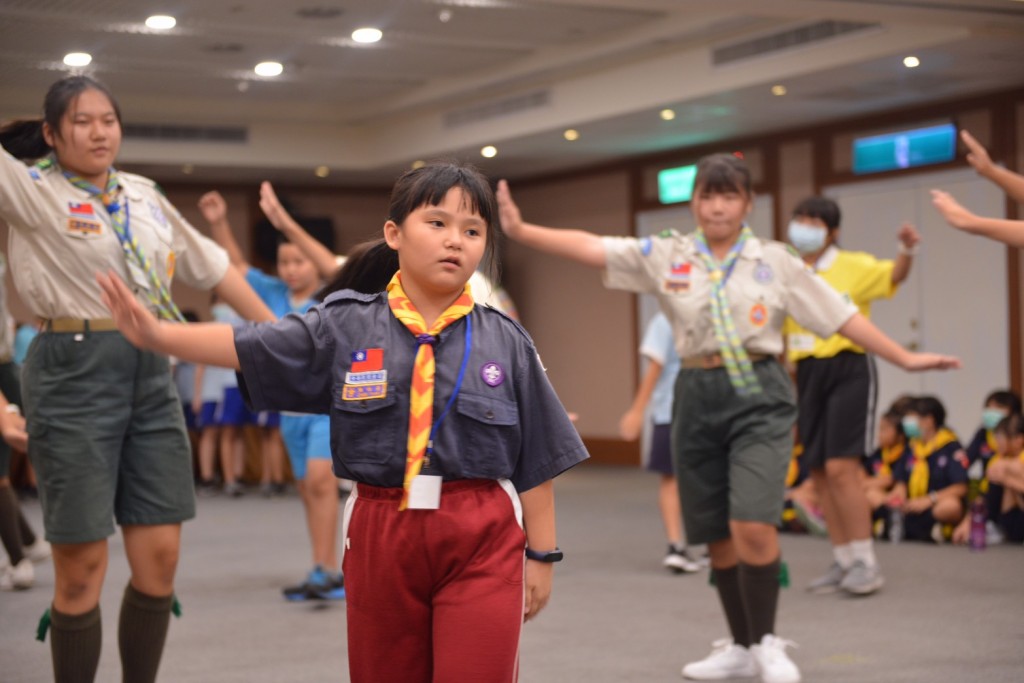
[525,547,563,563]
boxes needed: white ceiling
[1,0,1023,187]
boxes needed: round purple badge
[481,362,505,387]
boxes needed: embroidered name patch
[342,383,387,401]
[67,218,103,236]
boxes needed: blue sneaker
[282,566,345,601]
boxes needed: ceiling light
[182,164,194,175]
[771,84,787,96]
[237,81,250,92]
[352,27,383,43]
[480,145,498,159]
[903,55,920,68]
[659,108,676,121]
[63,52,92,67]
[411,160,426,169]
[439,9,453,22]
[563,129,579,141]
[145,15,176,30]
[255,61,283,77]
[315,166,330,178]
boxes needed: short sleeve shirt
[603,231,857,359]
[245,267,317,318]
[639,312,679,425]
[233,291,589,492]
[891,440,969,492]
[0,151,229,319]
[785,246,896,362]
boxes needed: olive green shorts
[0,360,22,475]
[671,359,797,545]
[22,329,194,544]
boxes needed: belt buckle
[702,354,721,369]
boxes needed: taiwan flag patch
[351,348,383,372]
[68,202,95,217]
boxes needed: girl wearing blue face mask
[783,197,921,598]
[888,396,968,542]
[964,389,1021,469]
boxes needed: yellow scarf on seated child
[878,444,905,478]
[908,428,957,499]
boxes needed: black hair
[994,413,1024,440]
[792,196,841,231]
[985,389,1021,414]
[881,409,907,441]
[888,394,916,417]
[0,75,122,162]
[318,160,500,299]
[910,395,946,428]
[692,153,752,197]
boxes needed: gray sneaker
[839,559,883,596]
[806,562,846,594]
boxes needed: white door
[825,168,1008,439]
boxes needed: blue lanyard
[425,315,472,460]
[695,225,749,286]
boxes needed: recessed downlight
[771,84,787,96]
[659,108,676,121]
[903,55,920,68]
[315,166,330,178]
[480,145,498,158]
[411,160,426,169]
[63,52,92,67]
[352,27,383,43]
[563,129,580,141]
[145,15,176,30]
[255,61,283,77]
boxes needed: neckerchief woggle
[61,162,184,322]
[693,225,761,396]
[387,272,474,510]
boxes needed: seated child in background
[862,409,911,536]
[965,390,1021,471]
[888,396,968,542]
[954,413,1024,545]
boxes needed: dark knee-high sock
[118,583,173,683]
[50,604,102,683]
[0,485,25,565]
[19,508,37,547]
[739,557,781,644]
[712,564,751,647]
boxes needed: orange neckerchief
[908,427,957,499]
[386,272,474,510]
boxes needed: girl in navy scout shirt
[98,162,588,683]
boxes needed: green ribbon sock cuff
[36,608,51,642]
[778,560,790,588]
[172,595,182,618]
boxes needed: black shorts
[644,423,673,476]
[796,351,877,469]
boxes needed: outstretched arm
[98,271,240,369]
[961,130,1024,204]
[497,180,608,268]
[260,181,340,279]
[837,313,960,371]
[198,191,248,271]
[213,264,275,323]
[890,222,920,286]
[931,190,1024,248]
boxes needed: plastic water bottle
[969,496,987,552]
[889,505,904,544]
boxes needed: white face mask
[787,220,828,255]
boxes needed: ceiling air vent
[443,90,550,129]
[712,20,879,66]
[123,124,248,143]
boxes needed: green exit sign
[658,164,697,204]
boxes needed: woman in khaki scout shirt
[0,75,272,683]
[497,153,959,683]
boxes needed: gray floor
[2,463,1022,682]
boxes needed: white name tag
[788,333,816,352]
[407,474,442,510]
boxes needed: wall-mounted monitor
[852,122,957,175]
[658,163,698,204]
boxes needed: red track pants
[343,479,526,683]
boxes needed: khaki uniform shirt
[0,150,228,319]
[603,231,857,359]
[0,254,13,360]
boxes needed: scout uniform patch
[665,261,691,292]
[66,202,103,236]
[343,348,388,400]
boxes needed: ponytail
[0,119,50,161]
[317,238,399,300]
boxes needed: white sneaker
[664,545,702,574]
[682,638,757,679]
[0,558,34,591]
[24,539,51,563]
[750,634,801,683]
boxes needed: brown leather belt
[44,318,119,333]
[681,352,770,370]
